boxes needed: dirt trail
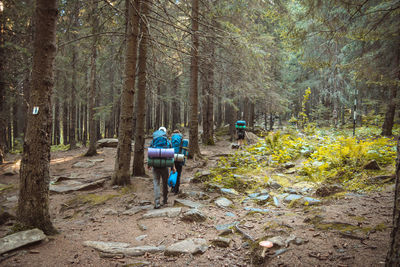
[0,137,394,267]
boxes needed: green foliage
[51,144,70,152]
[208,127,395,195]
[301,135,396,186]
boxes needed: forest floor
[0,131,396,267]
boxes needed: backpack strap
[178,137,183,154]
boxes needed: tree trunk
[184,100,188,127]
[62,96,68,145]
[225,95,236,141]
[0,2,6,163]
[112,0,140,185]
[171,76,180,130]
[83,102,87,146]
[188,0,200,158]
[69,44,77,149]
[381,87,398,136]
[107,59,116,138]
[382,40,400,136]
[146,88,152,133]
[155,83,161,130]
[249,102,255,128]
[216,77,223,128]
[201,15,215,145]
[85,0,99,156]
[17,0,58,234]
[162,84,170,129]
[386,136,400,266]
[133,0,150,176]
[53,97,60,145]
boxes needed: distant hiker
[170,129,188,194]
[147,126,175,209]
[235,120,246,147]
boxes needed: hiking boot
[154,201,160,209]
[163,199,168,206]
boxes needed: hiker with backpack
[236,120,246,147]
[147,126,176,209]
[170,129,186,194]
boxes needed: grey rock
[363,160,380,170]
[139,200,152,206]
[273,196,280,207]
[274,248,289,256]
[247,193,260,199]
[164,238,208,256]
[174,199,203,209]
[244,207,270,213]
[97,138,119,148]
[114,246,163,256]
[83,241,131,253]
[215,222,239,231]
[267,236,286,247]
[123,205,152,215]
[284,188,299,194]
[255,194,269,202]
[72,162,96,168]
[191,171,212,183]
[218,229,233,236]
[135,235,147,241]
[103,208,118,216]
[211,237,231,248]
[142,207,182,219]
[284,168,296,174]
[181,209,207,222]
[302,197,321,205]
[50,179,106,193]
[283,194,302,203]
[0,229,46,254]
[316,185,343,197]
[268,181,282,189]
[293,237,308,245]
[88,159,104,163]
[123,261,150,267]
[137,223,147,231]
[215,197,233,208]
[83,241,163,256]
[221,188,239,195]
[6,196,18,202]
[3,166,18,175]
[283,162,295,169]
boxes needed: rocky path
[0,138,395,266]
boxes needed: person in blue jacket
[148,126,175,209]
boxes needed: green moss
[8,223,34,235]
[51,144,70,152]
[373,223,387,232]
[119,185,136,195]
[66,193,119,208]
[315,222,360,232]
[270,175,292,188]
[348,215,366,222]
[0,184,14,192]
